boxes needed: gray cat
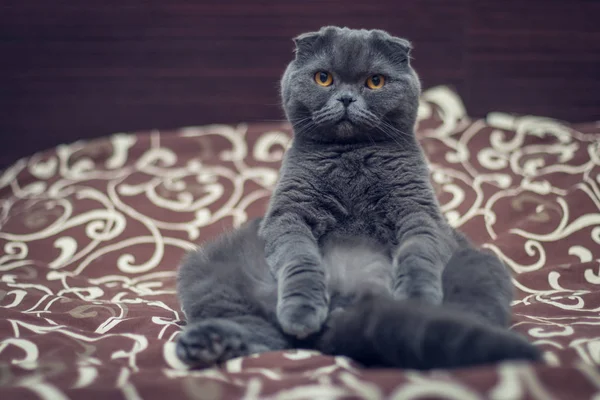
[176,27,541,369]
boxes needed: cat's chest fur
[290,144,423,244]
[321,150,390,206]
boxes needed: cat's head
[281,26,421,144]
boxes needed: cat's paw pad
[277,297,328,339]
[176,319,255,367]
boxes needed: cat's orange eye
[315,71,333,87]
[366,74,385,89]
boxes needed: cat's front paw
[176,319,268,368]
[277,296,329,339]
[393,263,443,305]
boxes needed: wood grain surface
[1,0,599,168]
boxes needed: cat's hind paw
[176,319,267,368]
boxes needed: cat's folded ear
[293,31,322,61]
[387,37,412,57]
[384,37,413,65]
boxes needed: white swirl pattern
[0,86,599,399]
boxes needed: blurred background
[1,0,599,169]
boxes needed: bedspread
[1,87,599,399]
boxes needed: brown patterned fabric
[1,87,599,399]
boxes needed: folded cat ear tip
[293,31,320,44]
[390,37,413,52]
[293,26,342,47]
[292,34,318,56]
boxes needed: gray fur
[176,27,540,370]
[261,26,453,338]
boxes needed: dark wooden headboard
[1,0,599,168]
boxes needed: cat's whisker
[365,131,376,146]
[375,124,404,148]
[293,120,318,138]
[381,119,410,137]
[376,120,412,147]
[290,116,315,131]
[259,118,292,123]
[290,116,313,123]
[290,120,313,130]
[293,118,317,133]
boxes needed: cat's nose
[337,95,356,107]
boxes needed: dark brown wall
[1,0,599,168]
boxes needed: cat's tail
[313,293,541,370]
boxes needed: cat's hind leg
[442,245,514,328]
[176,220,291,368]
[176,258,289,367]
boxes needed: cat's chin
[333,120,358,139]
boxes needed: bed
[1,86,599,399]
